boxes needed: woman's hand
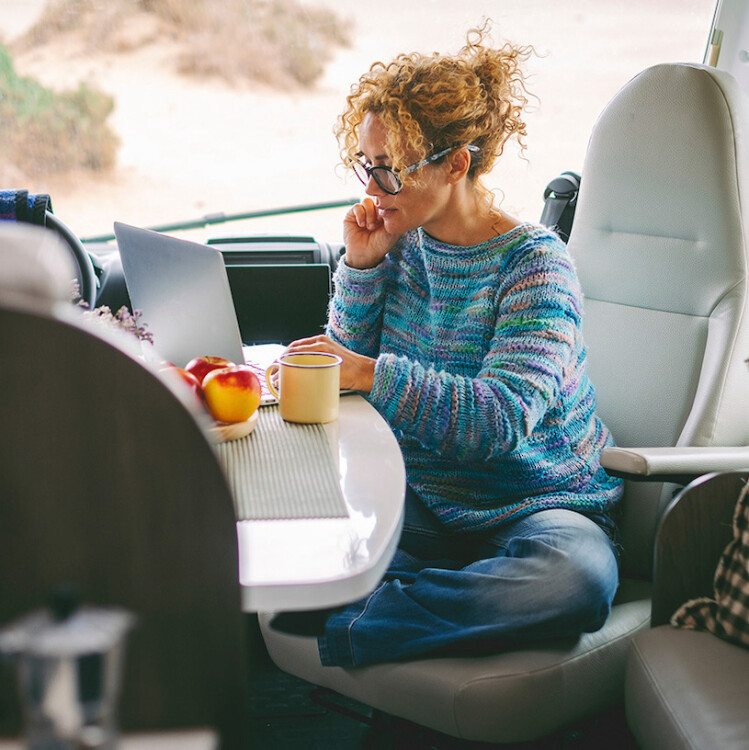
[343,197,400,269]
[285,335,376,394]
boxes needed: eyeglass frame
[351,144,479,195]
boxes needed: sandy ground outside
[1,0,715,245]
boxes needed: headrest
[570,63,749,317]
[0,222,77,312]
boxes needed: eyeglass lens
[352,162,401,195]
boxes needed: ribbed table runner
[214,405,348,520]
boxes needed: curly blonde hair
[336,22,533,190]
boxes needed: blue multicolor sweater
[327,223,622,533]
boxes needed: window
[2,0,717,245]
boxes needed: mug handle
[265,363,280,400]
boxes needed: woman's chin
[380,210,409,235]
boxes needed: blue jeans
[318,488,619,667]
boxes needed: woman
[276,25,623,668]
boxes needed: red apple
[185,355,235,385]
[202,365,262,423]
[159,365,203,404]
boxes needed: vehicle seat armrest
[601,446,749,484]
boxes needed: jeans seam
[347,582,385,665]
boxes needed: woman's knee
[556,520,619,630]
[570,550,618,630]
[507,509,619,629]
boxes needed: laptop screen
[225,263,331,345]
[115,221,246,367]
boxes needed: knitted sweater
[327,223,622,533]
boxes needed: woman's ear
[446,147,472,184]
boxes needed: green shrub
[0,44,118,177]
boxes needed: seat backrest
[0,226,249,746]
[567,63,749,578]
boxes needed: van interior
[2,1,749,748]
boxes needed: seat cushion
[260,588,650,744]
[626,625,749,750]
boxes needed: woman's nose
[364,175,385,197]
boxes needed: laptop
[114,222,331,402]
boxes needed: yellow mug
[265,352,342,424]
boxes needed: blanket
[0,190,52,225]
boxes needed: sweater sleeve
[326,255,388,357]
[368,238,584,462]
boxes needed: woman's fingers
[350,202,367,228]
[361,197,380,230]
[343,199,400,269]
[283,336,376,392]
[347,198,381,231]
[285,334,334,353]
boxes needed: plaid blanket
[672,480,749,648]
[0,190,51,224]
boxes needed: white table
[235,394,406,612]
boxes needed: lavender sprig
[82,304,154,345]
[71,281,154,345]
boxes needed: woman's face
[356,112,451,236]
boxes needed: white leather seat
[259,62,749,744]
[627,626,749,750]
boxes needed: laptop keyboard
[243,360,276,404]
[242,343,286,404]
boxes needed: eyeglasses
[351,145,479,195]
